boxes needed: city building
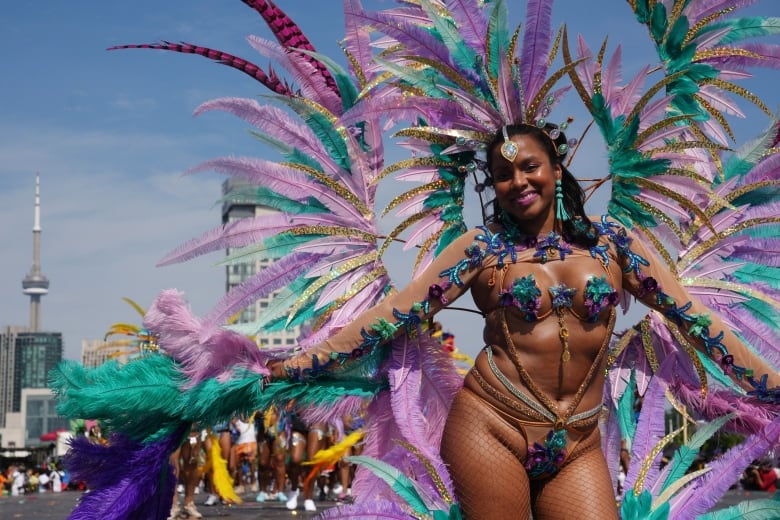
[222,178,300,348]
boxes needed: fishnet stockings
[441,389,618,520]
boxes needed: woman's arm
[274,227,496,379]
[612,222,780,397]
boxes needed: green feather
[346,455,432,514]
[486,0,508,87]
[295,48,358,113]
[698,492,780,519]
[419,0,476,72]
[49,355,183,442]
[246,130,324,172]
[706,17,780,45]
[659,414,732,494]
[617,371,638,445]
[734,264,780,289]
[264,95,350,171]
[650,2,668,44]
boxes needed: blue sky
[1,1,777,361]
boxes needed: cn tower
[21,173,50,331]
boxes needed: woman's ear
[555,163,563,181]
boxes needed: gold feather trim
[374,155,456,186]
[562,27,593,112]
[311,267,388,331]
[340,43,367,91]
[281,162,372,217]
[397,440,454,504]
[631,177,716,235]
[635,114,696,145]
[378,207,439,258]
[402,55,478,95]
[414,227,446,274]
[640,316,659,372]
[287,225,377,244]
[356,71,394,101]
[681,278,780,312]
[606,328,638,369]
[686,123,725,180]
[633,426,684,496]
[694,47,765,64]
[635,224,678,275]
[664,317,709,396]
[624,70,689,131]
[678,216,780,270]
[683,7,735,46]
[526,57,588,119]
[382,180,450,216]
[286,252,379,327]
[701,78,772,117]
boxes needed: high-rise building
[0,326,26,428]
[13,332,63,412]
[221,179,299,348]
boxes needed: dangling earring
[555,179,570,223]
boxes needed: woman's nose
[511,169,528,187]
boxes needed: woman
[271,123,780,519]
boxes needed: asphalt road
[0,488,774,518]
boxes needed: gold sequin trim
[379,207,438,258]
[633,426,684,496]
[681,278,780,312]
[640,317,659,372]
[374,156,455,186]
[632,178,715,235]
[694,47,765,64]
[663,318,708,396]
[382,180,450,216]
[287,225,377,244]
[701,78,772,117]
[678,216,780,271]
[311,267,388,331]
[356,71,394,101]
[683,7,735,46]
[340,44,366,91]
[562,27,593,111]
[281,162,372,218]
[286,252,379,327]
[526,57,587,120]
[414,227,446,274]
[404,55,477,95]
[625,70,688,131]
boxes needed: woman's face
[490,133,561,234]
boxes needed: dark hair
[484,123,597,247]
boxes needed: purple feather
[143,290,269,387]
[446,0,489,54]
[64,427,184,520]
[519,0,555,103]
[624,353,679,494]
[342,0,375,82]
[668,418,780,519]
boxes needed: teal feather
[269,95,350,171]
[49,356,184,442]
[658,414,732,494]
[346,455,432,515]
[620,489,670,520]
[294,48,358,113]
[249,276,319,329]
[419,0,476,73]
[218,233,327,267]
[696,351,746,392]
[248,130,324,172]
[485,0,508,98]
[664,15,691,61]
[373,56,448,98]
[633,0,651,24]
[734,264,780,289]
[617,371,638,446]
[221,186,329,215]
[650,3,668,45]
[698,492,780,520]
[435,223,468,257]
[734,222,780,240]
[706,17,780,45]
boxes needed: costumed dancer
[50,1,780,519]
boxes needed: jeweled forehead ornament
[500,126,519,162]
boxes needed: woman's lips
[514,191,538,206]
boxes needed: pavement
[0,489,343,519]
[0,487,774,518]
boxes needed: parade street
[0,488,772,519]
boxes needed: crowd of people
[166,405,364,519]
[0,462,68,496]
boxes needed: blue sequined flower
[550,284,577,309]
